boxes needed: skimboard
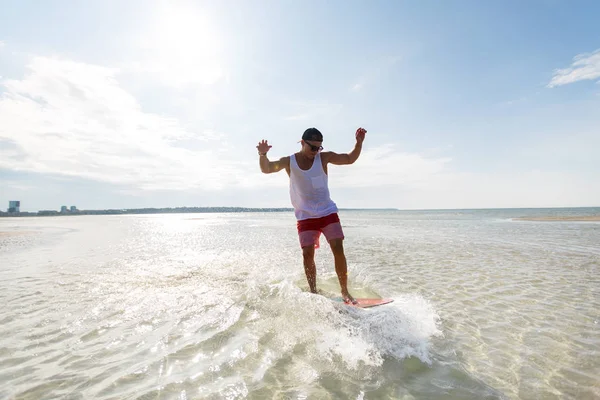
[332,297,394,309]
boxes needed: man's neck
[295,152,316,169]
[297,151,314,160]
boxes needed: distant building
[61,206,68,213]
[70,206,77,212]
[8,200,20,213]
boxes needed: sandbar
[513,216,600,222]
[0,231,38,237]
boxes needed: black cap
[302,128,323,142]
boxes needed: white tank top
[289,152,338,221]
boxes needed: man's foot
[342,292,358,305]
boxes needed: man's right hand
[355,127,367,144]
[256,140,272,155]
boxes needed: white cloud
[233,143,453,198]
[548,49,600,87]
[323,168,599,210]
[329,144,452,189]
[0,179,35,192]
[349,56,400,92]
[0,40,5,48]
[0,55,447,200]
[399,170,600,209]
[350,83,363,92]
[0,56,246,191]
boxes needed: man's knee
[329,238,344,254]
[302,245,315,260]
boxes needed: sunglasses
[305,142,323,152]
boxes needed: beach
[1,209,599,399]
[0,230,38,237]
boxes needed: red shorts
[297,213,345,249]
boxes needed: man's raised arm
[257,139,289,174]
[324,127,367,165]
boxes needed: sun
[138,3,226,86]
[156,7,221,60]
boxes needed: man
[256,127,367,304]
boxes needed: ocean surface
[0,208,599,399]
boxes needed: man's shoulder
[319,151,336,162]
[277,155,291,167]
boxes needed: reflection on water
[0,210,598,399]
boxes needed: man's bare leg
[302,245,317,293]
[329,238,356,303]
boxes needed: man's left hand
[356,127,367,144]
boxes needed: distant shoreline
[0,207,295,218]
[513,216,600,222]
[1,206,598,219]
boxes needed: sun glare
[157,8,221,59]
[139,4,225,86]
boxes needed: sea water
[0,209,598,399]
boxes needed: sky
[1,0,599,211]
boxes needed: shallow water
[0,209,599,399]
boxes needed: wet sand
[0,231,38,237]
[513,216,600,222]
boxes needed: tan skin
[256,128,367,303]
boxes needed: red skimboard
[333,297,394,309]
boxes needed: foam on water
[241,276,442,379]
